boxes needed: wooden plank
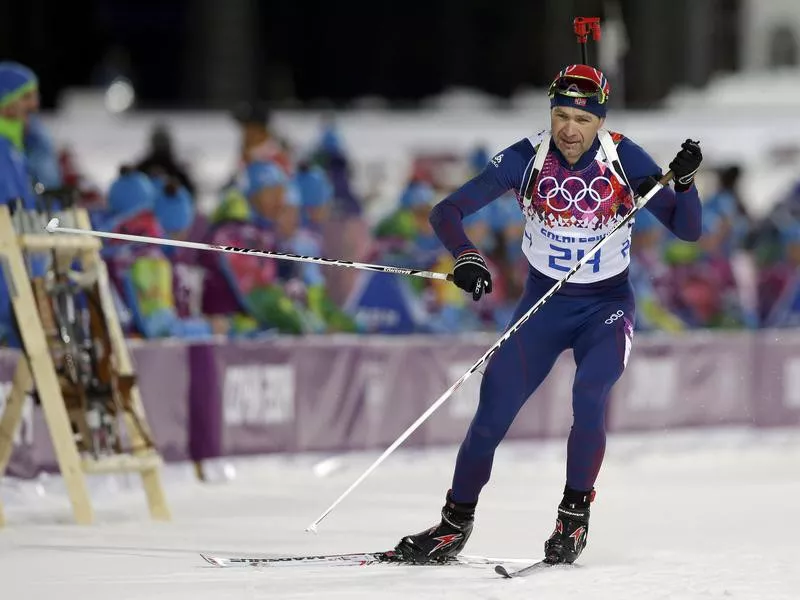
[0,207,93,525]
[74,210,171,522]
[81,451,163,475]
[0,358,32,475]
[20,234,101,252]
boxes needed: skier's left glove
[453,250,492,302]
[669,139,702,192]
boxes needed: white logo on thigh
[605,309,624,325]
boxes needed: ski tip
[200,554,227,567]
[494,564,513,578]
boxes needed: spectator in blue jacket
[0,64,36,208]
[0,61,62,190]
[0,63,38,347]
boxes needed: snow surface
[2,427,799,599]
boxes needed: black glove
[669,139,703,192]
[453,250,492,301]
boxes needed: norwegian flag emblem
[549,63,611,104]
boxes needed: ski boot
[394,490,476,564]
[543,485,595,564]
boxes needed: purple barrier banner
[191,337,435,456]
[189,338,583,458]
[197,340,298,456]
[749,332,800,427]
[193,332,796,460]
[608,333,757,432]
[128,341,191,462]
[293,339,428,452]
[4,331,800,479]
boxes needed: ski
[201,551,396,568]
[201,550,501,569]
[495,559,576,578]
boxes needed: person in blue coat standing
[0,63,39,347]
[0,63,36,208]
[0,62,62,190]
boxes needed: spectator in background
[203,161,317,335]
[751,180,800,320]
[375,179,441,268]
[231,101,291,174]
[763,222,800,327]
[345,179,441,334]
[278,180,358,333]
[421,243,483,334]
[0,62,62,190]
[0,63,38,348]
[294,160,333,231]
[665,165,756,329]
[287,165,328,285]
[310,120,362,216]
[150,177,218,331]
[135,123,196,196]
[759,181,800,326]
[700,166,752,257]
[305,122,372,306]
[628,209,686,332]
[699,165,759,327]
[0,63,36,208]
[153,176,195,240]
[58,145,105,218]
[101,166,212,340]
[468,145,490,176]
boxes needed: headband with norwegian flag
[548,63,611,117]
[548,64,610,104]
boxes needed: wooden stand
[0,206,170,525]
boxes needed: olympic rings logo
[537,175,614,213]
[604,309,625,325]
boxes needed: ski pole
[45,218,454,283]
[305,171,674,532]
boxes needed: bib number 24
[548,244,601,273]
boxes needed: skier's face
[550,107,604,164]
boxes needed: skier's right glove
[453,250,492,301]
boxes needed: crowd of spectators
[3,60,800,343]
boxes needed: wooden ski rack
[0,204,170,526]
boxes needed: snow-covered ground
[2,427,799,599]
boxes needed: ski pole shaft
[45,219,453,282]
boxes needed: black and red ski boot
[394,490,475,564]
[543,486,595,564]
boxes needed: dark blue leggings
[451,270,635,503]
